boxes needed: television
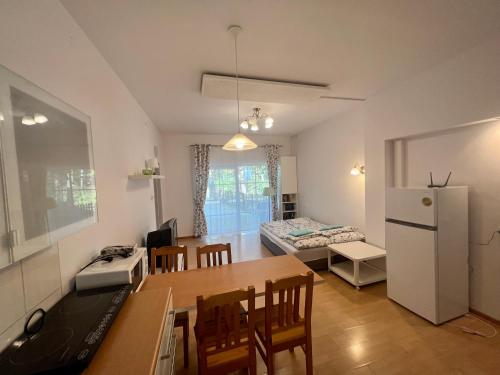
[146,218,177,268]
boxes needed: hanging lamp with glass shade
[223,25,257,151]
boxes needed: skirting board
[469,308,500,325]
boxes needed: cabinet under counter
[84,288,174,375]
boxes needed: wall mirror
[0,65,97,268]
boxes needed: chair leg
[197,349,205,375]
[305,340,313,375]
[249,345,257,375]
[196,347,201,374]
[266,352,275,375]
[183,320,189,368]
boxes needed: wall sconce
[350,164,365,176]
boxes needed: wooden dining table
[140,255,324,311]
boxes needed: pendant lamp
[223,25,257,151]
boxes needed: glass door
[238,164,269,232]
[205,163,270,235]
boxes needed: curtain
[264,144,281,221]
[191,144,211,237]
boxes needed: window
[205,163,270,235]
[44,168,97,239]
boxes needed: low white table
[327,241,386,289]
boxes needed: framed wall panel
[0,65,97,267]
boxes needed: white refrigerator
[385,187,469,324]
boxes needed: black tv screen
[146,218,177,268]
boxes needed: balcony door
[204,148,270,235]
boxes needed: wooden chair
[196,243,249,322]
[150,246,190,368]
[255,271,314,375]
[150,245,188,274]
[195,287,256,375]
[196,243,232,268]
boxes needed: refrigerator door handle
[385,218,437,231]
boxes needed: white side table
[327,241,386,289]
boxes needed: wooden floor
[174,232,500,374]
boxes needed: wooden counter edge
[84,288,172,375]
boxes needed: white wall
[161,133,293,236]
[296,111,365,231]
[404,120,500,318]
[300,32,500,319]
[0,1,161,350]
[364,32,500,248]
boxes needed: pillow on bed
[319,224,343,231]
[288,229,314,237]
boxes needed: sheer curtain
[204,147,271,235]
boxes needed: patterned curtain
[191,144,211,237]
[264,144,281,221]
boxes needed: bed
[260,217,365,270]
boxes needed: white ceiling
[61,0,500,135]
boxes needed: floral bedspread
[261,217,365,250]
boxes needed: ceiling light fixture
[34,113,48,124]
[21,113,48,126]
[223,25,257,151]
[265,116,274,129]
[240,107,275,131]
[22,116,36,126]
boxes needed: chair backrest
[196,243,232,268]
[150,246,188,274]
[264,271,314,341]
[196,287,256,370]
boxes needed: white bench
[327,241,386,289]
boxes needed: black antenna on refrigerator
[428,172,452,188]
[443,172,452,187]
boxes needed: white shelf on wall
[128,175,165,180]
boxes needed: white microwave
[76,247,148,291]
